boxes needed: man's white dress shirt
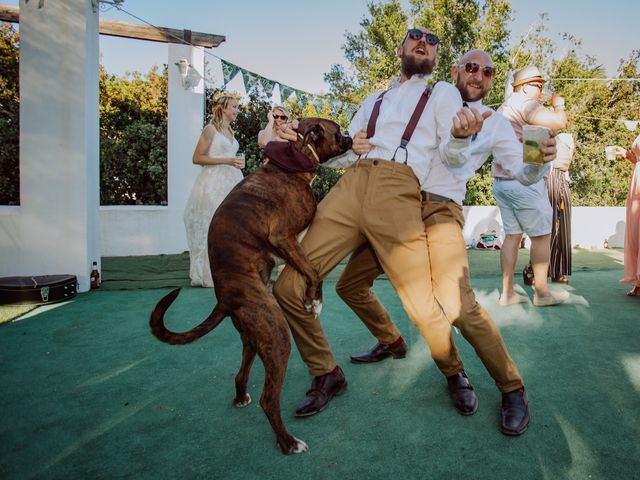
[423,99,549,204]
[326,74,472,184]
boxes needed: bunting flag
[221,59,241,85]
[280,85,294,101]
[260,78,275,97]
[215,57,359,114]
[241,70,261,93]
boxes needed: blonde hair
[209,94,239,132]
[272,105,291,118]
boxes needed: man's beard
[401,54,435,78]
[456,78,489,102]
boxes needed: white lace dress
[184,128,243,287]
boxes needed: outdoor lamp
[176,58,192,89]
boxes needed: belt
[421,191,452,203]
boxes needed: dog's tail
[149,288,226,345]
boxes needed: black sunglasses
[461,62,495,78]
[406,29,439,46]
[273,114,288,120]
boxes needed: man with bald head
[337,49,557,436]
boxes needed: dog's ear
[301,124,324,146]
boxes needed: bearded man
[273,28,488,419]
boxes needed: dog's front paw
[303,299,322,317]
[233,393,252,408]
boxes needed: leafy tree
[324,0,409,103]
[232,90,271,174]
[0,24,19,205]
[99,65,168,205]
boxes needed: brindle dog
[150,118,352,454]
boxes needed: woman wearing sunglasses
[258,105,292,148]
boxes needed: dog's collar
[263,141,318,173]
[297,133,320,164]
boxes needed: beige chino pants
[273,159,462,377]
[336,199,524,393]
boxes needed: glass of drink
[236,154,246,169]
[604,146,617,161]
[522,126,549,165]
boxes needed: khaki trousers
[273,159,461,377]
[336,199,524,393]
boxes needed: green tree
[324,0,409,102]
[232,90,271,174]
[0,24,19,205]
[99,65,168,205]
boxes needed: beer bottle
[90,261,100,289]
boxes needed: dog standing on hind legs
[150,118,352,454]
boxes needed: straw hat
[511,65,546,87]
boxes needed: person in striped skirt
[546,133,575,284]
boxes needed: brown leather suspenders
[366,82,437,163]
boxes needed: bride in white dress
[184,94,244,287]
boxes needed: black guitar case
[0,275,78,306]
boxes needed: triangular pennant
[280,85,294,101]
[260,77,275,97]
[221,60,240,85]
[623,120,638,131]
[296,91,309,106]
[241,70,260,93]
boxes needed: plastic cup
[604,146,617,161]
[522,126,549,165]
[236,154,246,168]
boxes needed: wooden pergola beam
[0,4,225,48]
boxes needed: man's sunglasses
[273,114,288,120]
[461,62,496,78]
[405,29,439,46]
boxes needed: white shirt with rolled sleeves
[423,99,550,205]
[325,75,473,181]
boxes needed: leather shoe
[446,371,478,416]
[294,366,348,417]
[350,337,407,363]
[501,387,530,436]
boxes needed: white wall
[462,205,626,249]
[0,0,100,290]
[99,205,628,257]
[0,37,206,277]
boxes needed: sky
[4,0,638,95]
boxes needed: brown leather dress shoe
[350,337,407,364]
[294,366,348,417]
[501,387,530,436]
[446,371,478,416]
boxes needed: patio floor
[1,248,639,479]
